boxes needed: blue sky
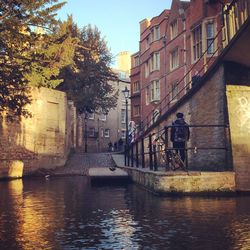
[57,0,172,60]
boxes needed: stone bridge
[127,1,250,192]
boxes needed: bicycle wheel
[166,150,178,171]
[172,152,186,171]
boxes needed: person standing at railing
[170,112,190,162]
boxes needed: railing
[135,0,250,138]
[125,124,232,172]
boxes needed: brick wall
[0,87,76,178]
[141,65,229,171]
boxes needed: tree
[25,16,78,88]
[58,24,118,115]
[0,0,67,118]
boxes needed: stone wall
[0,87,76,178]
[124,167,235,195]
[226,85,250,191]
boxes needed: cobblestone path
[52,152,116,176]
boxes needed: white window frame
[170,20,178,39]
[133,81,140,93]
[152,26,160,41]
[170,48,179,70]
[104,129,110,138]
[171,81,178,100]
[145,86,150,105]
[206,22,215,55]
[150,52,160,72]
[99,113,106,121]
[145,61,149,78]
[150,80,160,102]
[133,56,140,67]
[192,25,202,62]
[88,127,95,137]
[145,36,150,50]
[88,112,95,120]
[153,109,160,123]
[121,130,126,139]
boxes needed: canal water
[0,176,250,250]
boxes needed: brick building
[130,0,229,133]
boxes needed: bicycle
[165,149,186,171]
[153,133,187,171]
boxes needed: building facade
[83,78,130,153]
[82,52,131,153]
[130,0,229,133]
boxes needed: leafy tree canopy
[0,0,68,118]
[58,24,118,115]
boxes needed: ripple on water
[0,177,250,250]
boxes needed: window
[88,112,94,120]
[121,109,126,123]
[88,127,95,137]
[119,71,128,80]
[145,61,149,78]
[192,25,202,61]
[152,26,160,41]
[133,55,140,67]
[150,80,160,102]
[170,20,178,39]
[133,81,140,93]
[145,86,150,105]
[206,23,215,54]
[170,48,179,70]
[153,109,160,123]
[121,130,126,139]
[99,113,106,121]
[145,36,150,50]
[150,52,160,71]
[171,81,178,100]
[104,129,110,138]
[133,105,140,117]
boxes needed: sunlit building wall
[0,87,77,178]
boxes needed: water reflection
[0,177,250,250]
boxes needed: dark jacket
[170,118,190,142]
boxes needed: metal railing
[125,124,232,172]
[135,0,250,138]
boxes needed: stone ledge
[116,166,235,195]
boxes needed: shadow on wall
[0,87,76,179]
[0,115,37,178]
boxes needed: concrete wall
[0,87,76,178]
[226,85,250,191]
[124,167,235,195]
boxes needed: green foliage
[0,0,67,117]
[0,1,117,118]
[25,17,78,88]
[58,24,118,114]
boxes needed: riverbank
[28,152,116,177]
[112,153,236,196]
